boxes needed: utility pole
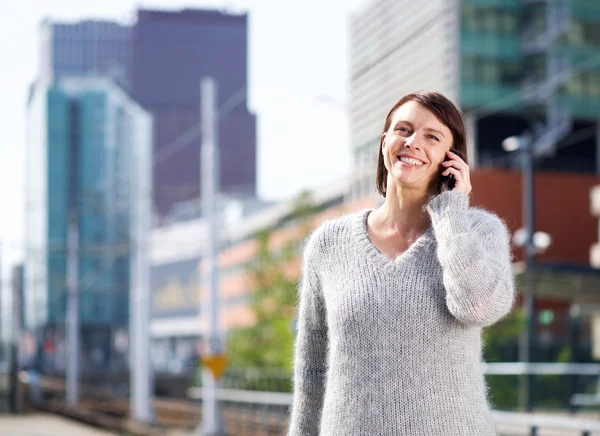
[516,0,571,412]
[199,77,225,435]
[9,265,23,413]
[66,212,79,406]
[130,121,154,423]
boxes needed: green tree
[225,191,320,388]
[483,307,525,362]
[482,307,525,409]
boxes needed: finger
[442,161,465,173]
[445,162,469,178]
[443,167,472,192]
[446,151,468,166]
[442,167,461,178]
[444,155,470,176]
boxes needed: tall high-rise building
[39,19,131,88]
[131,9,257,219]
[37,9,256,221]
[349,0,600,198]
[25,77,152,373]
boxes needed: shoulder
[303,209,367,260]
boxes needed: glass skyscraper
[25,77,151,373]
[39,19,131,89]
[131,9,257,219]
[459,0,600,116]
[38,10,258,221]
[459,0,600,169]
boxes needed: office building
[37,9,256,222]
[131,9,257,219]
[38,19,131,88]
[25,77,152,373]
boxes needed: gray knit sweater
[288,191,515,436]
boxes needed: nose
[404,133,420,150]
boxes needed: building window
[583,20,600,45]
[93,293,105,320]
[461,56,476,82]
[590,73,600,96]
[500,12,518,34]
[480,9,499,33]
[462,55,522,87]
[500,61,522,86]
[461,5,477,32]
[461,5,518,36]
[566,75,584,96]
[483,60,499,83]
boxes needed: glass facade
[460,0,600,118]
[460,3,524,111]
[25,78,152,374]
[460,0,600,171]
[41,20,131,89]
[39,11,256,222]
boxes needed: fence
[187,363,600,436]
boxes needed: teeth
[399,156,423,166]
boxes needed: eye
[427,134,440,142]
[395,126,410,133]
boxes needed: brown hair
[375,91,468,197]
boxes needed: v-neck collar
[351,209,435,273]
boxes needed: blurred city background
[1,0,600,434]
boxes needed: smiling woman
[288,91,516,436]
[376,92,469,198]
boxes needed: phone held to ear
[438,156,456,193]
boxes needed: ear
[381,132,387,153]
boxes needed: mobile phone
[438,155,456,192]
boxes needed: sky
[0,0,369,270]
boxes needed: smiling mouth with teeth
[398,156,424,166]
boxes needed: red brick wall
[470,168,600,266]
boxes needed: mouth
[396,155,425,167]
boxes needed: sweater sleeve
[287,228,328,436]
[427,191,516,327]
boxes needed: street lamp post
[521,138,537,412]
[502,134,537,411]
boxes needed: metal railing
[482,362,600,376]
[187,387,600,436]
[492,410,600,436]
[187,363,600,436]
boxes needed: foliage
[483,307,525,409]
[225,191,319,386]
[483,307,589,411]
[483,307,525,362]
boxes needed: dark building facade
[39,19,131,88]
[131,9,257,219]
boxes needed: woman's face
[381,101,453,192]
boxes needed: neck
[373,181,433,236]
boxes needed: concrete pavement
[0,413,117,435]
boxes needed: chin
[391,173,435,192]
[389,170,416,184]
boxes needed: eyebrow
[394,120,446,138]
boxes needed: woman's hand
[441,150,472,195]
